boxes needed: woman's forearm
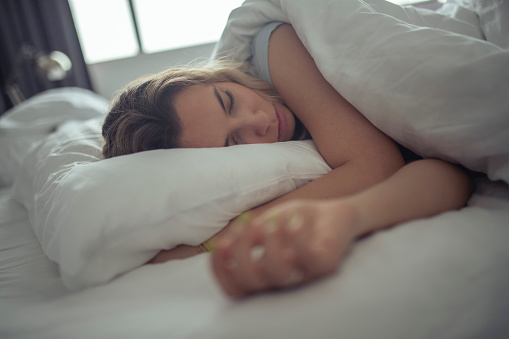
[207,155,405,244]
[148,155,406,264]
[344,159,473,237]
[248,155,404,219]
[209,159,472,297]
[150,159,471,264]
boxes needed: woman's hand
[211,199,361,298]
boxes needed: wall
[87,42,216,100]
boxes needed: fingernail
[236,211,251,226]
[250,245,265,261]
[287,212,304,231]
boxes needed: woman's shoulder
[250,21,286,86]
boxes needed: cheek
[250,87,278,105]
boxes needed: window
[70,0,432,64]
[133,0,244,54]
[69,0,244,64]
[68,0,139,64]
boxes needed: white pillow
[0,88,108,187]
[13,117,330,290]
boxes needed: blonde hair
[102,59,281,159]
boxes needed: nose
[251,110,271,136]
[237,109,272,142]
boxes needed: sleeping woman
[101,23,472,298]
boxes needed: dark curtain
[0,0,93,114]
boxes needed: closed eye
[225,90,235,114]
[217,88,239,146]
[214,86,226,114]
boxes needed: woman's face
[174,82,296,148]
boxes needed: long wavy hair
[102,59,282,159]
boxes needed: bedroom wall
[87,42,216,100]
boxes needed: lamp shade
[36,51,73,81]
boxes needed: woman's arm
[211,159,472,298]
[270,25,403,171]
[246,24,406,206]
[148,24,405,263]
[148,24,404,263]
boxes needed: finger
[227,223,267,294]
[260,217,297,287]
[211,237,246,298]
[211,213,267,297]
[282,211,328,282]
[291,220,340,281]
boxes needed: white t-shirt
[250,21,285,87]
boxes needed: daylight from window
[69,0,428,64]
[133,0,244,53]
[68,0,139,64]
[69,0,243,64]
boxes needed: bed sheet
[2,178,509,339]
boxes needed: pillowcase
[13,117,330,290]
[0,87,108,187]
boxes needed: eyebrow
[213,86,229,147]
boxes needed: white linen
[0,87,108,187]
[470,0,509,48]
[213,0,509,186]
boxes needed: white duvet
[214,0,509,184]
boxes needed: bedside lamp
[4,45,72,106]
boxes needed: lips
[275,105,287,141]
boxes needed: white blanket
[214,0,509,186]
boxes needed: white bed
[1,0,509,338]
